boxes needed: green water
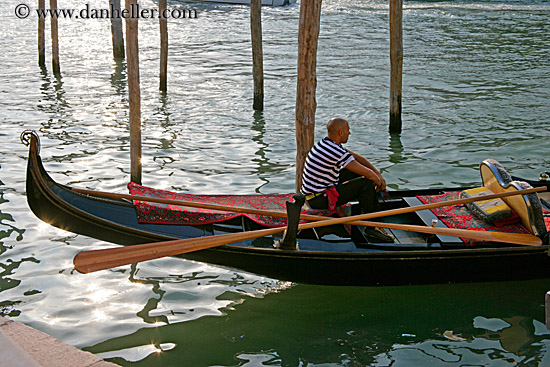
[86,280,550,366]
[1,0,549,365]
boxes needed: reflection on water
[251,110,290,192]
[0,186,28,317]
[474,316,535,356]
[388,133,404,165]
[251,111,270,192]
[374,315,550,366]
[110,59,127,96]
[84,280,550,366]
[0,0,549,365]
[38,67,70,116]
[0,196,25,248]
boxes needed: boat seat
[480,159,547,237]
[403,196,462,244]
[404,159,548,246]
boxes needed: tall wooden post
[50,0,60,74]
[125,0,142,184]
[250,0,264,110]
[38,0,45,67]
[159,0,168,92]
[389,0,403,133]
[110,0,125,59]
[295,0,322,192]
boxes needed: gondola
[22,131,550,286]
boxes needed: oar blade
[74,238,229,274]
[488,231,542,246]
[74,226,285,274]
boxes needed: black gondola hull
[24,132,550,286]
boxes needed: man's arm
[348,150,378,173]
[345,150,386,191]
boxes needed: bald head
[327,118,350,144]
[327,118,348,134]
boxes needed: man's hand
[376,175,387,192]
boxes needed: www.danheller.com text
[15,3,198,20]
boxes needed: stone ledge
[0,316,119,367]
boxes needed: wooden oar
[74,226,291,274]
[71,185,547,224]
[355,220,543,246]
[73,186,546,273]
[74,218,542,274]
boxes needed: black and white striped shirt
[300,137,355,195]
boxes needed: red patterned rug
[128,182,351,228]
[416,192,535,246]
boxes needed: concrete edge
[0,316,120,367]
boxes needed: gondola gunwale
[23,131,550,285]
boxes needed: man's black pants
[306,169,380,214]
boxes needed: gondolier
[300,117,394,243]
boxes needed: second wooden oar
[356,220,542,246]
[74,186,545,273]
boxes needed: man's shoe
[363,227,394,243]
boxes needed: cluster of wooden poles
[37,0,166,186]
[36,0,404,192]
[37,0,138,73]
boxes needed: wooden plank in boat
[403,197,462,244]
[382,214,437,246]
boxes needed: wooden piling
[159,0,168,92]
[250,0,264,110]
[110,0,125,59]
[125,0,142,184]
[295,0,322,192]
[389,0,403,134]
[38,0,45,67]
[50,0,60,74]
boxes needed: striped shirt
[300,137,355,195]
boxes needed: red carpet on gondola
[128,182,351,228]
